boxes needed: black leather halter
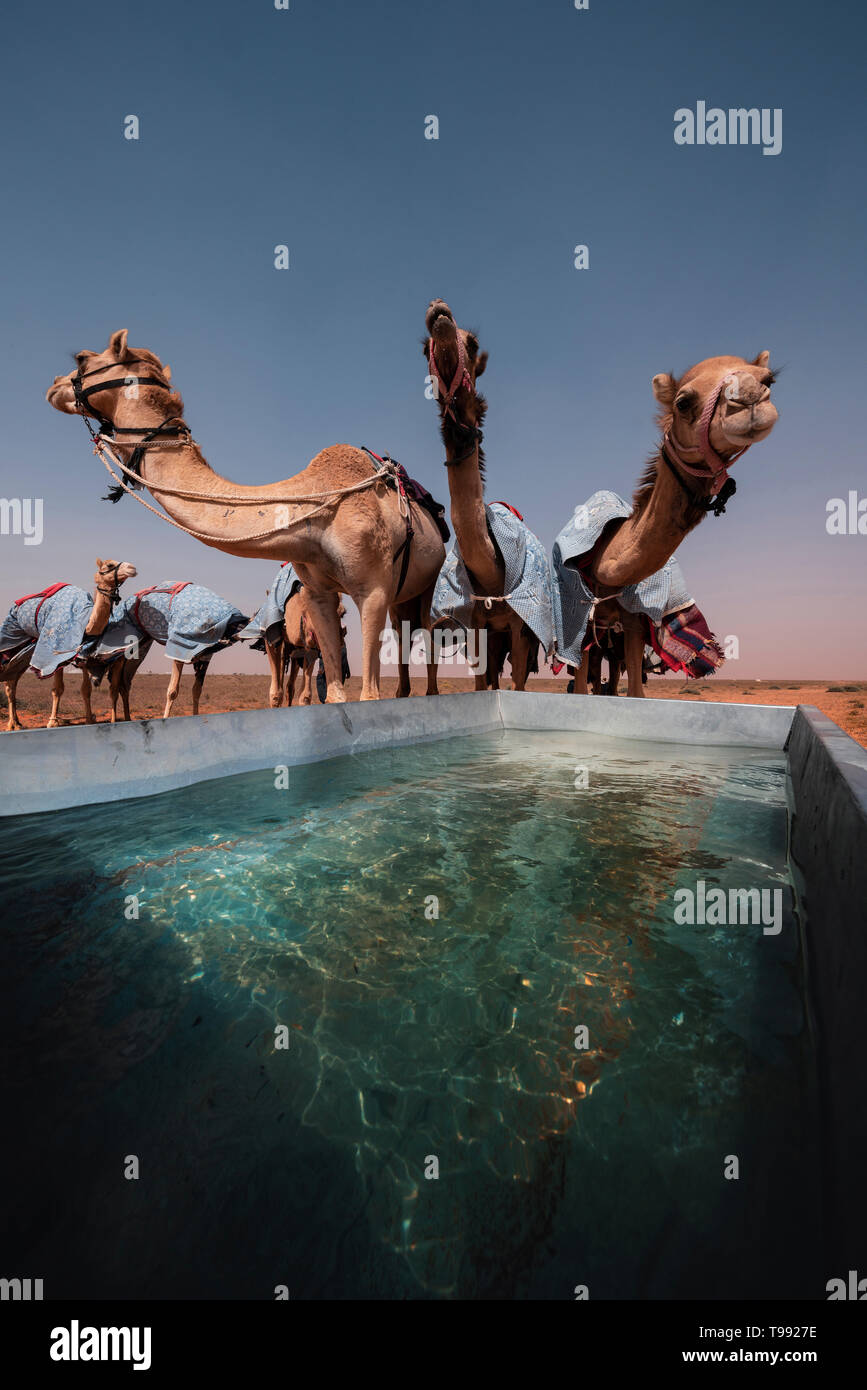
[94,561,124,605]
[72,358,185,437]
[71,358,190,501]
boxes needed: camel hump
[303,444,378,486]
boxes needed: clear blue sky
[1,0,865,676]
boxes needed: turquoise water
[0,730,819,1298]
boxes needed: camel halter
[94,561,126,606]
[661,371,752,516]
[73,359,188,444]
[428,328,483,465]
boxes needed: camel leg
[298,653,315,706]
[5,679,23,731]
[266,640,284,708]
[191,658,210,716]
[474,659,489,692]
[624,624,646,698]
[121,666,134,720]
[47,668,64,727]
[605,655,624,696]
[389,606,412,699]
[302,593,346,703]
[417,584,439,696]
[509,624,533,692]
[572,649,592,694]
[588,646,603,695]
[163,660,183,718]
[391,587,439,699]
[286,653,299,706]
[108,659,124,722]
[356,588,391,701]
[473,623,490,691]
[119,658,141,721]
[80,669,96,724]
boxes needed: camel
[93,580,249,719]
[554,353,778,696]
[0,559,137,730]
[46,330,447,702]
[424,300,555,689]
[243,563,348,708]
[286,597,349,705]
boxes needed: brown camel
[275,593,347,707]
[423,300,539,690]
[46,330,446,702]
[567,354,778,696]
[2,559,137,730]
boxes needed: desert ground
[3,672,866,749]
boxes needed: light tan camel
[47,330,446,702]
[568,353,778,696]
[264,591,347,707]
[423,300,538,690]
[2,559,137,730]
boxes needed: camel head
[46,329,181,432]
[652,352,778,480]
[93,556,137,604]
[423,299,488,467]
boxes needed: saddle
[132,581,191,627]
[361,447,451,544]
[14,582,69,625]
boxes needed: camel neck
[84,590,113,636]
[592,449,705,589]
[114,437,327,563]
[443,442,503,596]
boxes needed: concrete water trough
[2,690,865,1288]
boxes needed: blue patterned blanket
[431,502,557,656]
[551,491,694,666]
[107,583,248,662]
[240,563,302,644]
[0,584,96,678]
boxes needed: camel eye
[675,394,693,414]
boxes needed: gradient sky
[1,0,865,678]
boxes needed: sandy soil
[4,672,866,749]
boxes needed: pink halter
[663,371,752,492]
[429,332,473,418]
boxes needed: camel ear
[652,373,676,406]
[108,329,129,360]
[475,351,488,378]
[95,557,104,569]
[162,363,172,382]
[752,350,770,367]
